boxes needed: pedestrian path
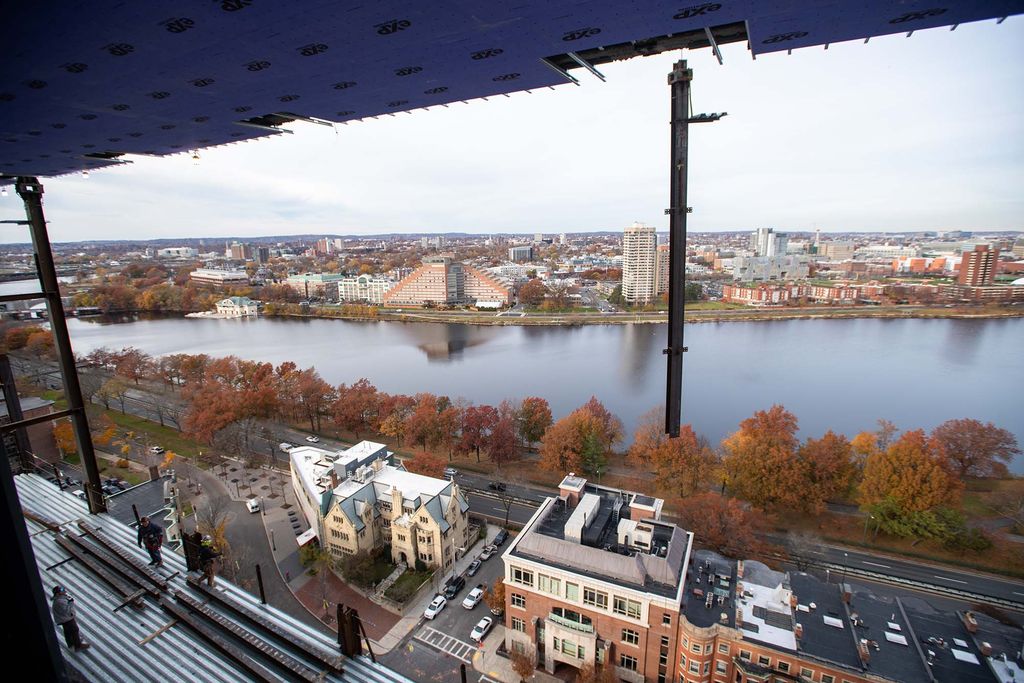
[414,626,477,664]
[374,561,407,599]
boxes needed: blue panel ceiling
[1,0,1020,179]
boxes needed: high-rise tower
[622,222,657,304]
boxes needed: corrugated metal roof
[16,473,412,683]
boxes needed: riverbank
[260,303,1024,326]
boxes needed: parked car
[493,529,509,546]
[423,595,447,619]
[487,481,506,492]
[305,435,320,443]
[443,575,466,600]
[72,490,86,500]
[462,585,485,609]
[479,544,497,560]
[148,446,165,455]
[466,559,482,576]
[245,498,261,513]
[443,467,457,479]
[279,442,295,453]
[470,617,494,642]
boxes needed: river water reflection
[64,314,1024,471]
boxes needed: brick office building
[502,476,1023,683]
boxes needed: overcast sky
[3,17,1022,244]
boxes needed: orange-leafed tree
[722,405,802,510]
[794,430,856,512]
[674,493,766,558]
[459,404,498,462]
[483,578,506,615]
[517,396,552,449]
[333,378,379,438]
[859,429,963,514]
[405,393,444,452]
[628,407,717,498]
[488,400,519,465]
[517,279,548,307]
[295,368,336,433]
[53,420,77,456]
[931,418,1020,479]
[404,451,446,478]
[538,409,603,476]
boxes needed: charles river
[60,313,1024,472]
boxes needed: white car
[479,544,497,560]
[245,498,261,513]
[423,595,447,619]
[305,435,320,443]
[470,617,493,642]
[462,587,484,609]
[148,446,165,454]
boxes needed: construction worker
[51,585,90,652]
[199,535,222,588]
[137,516,164,567]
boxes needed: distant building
[255,246,271,264]
[227,242,253,260]
[384,256,510,307]
[215,296,258,317]
[731,255,809,282]
[749,227,788,257]
[335,274,395,304]
[958,244,999,286]
[290,442,471,570]
[818,241,855,261]
[155,247,198,259]
[622,222,658,304]
[1012,238,1024,259]
[856,244,920,259]
[285,273,345,299]
[509,245,534,262]
[722,284,792,306]
[654,244,670,296]
[2,396,57,470]
[189,268,249,286]
[559,233,567,245]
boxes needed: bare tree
[786,530,823,572]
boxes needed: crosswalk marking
[415,626,477,664]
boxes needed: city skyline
[1,18,1021,244]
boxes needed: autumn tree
[673,493,766,558]
[794,430,856,511]
[98,377,131,414]
[538,399,621,478]
[183,357,279,457]
[518,279,548,307]
[113,347,153,385]
[333,378,379,438]
[404,451,446,478]
[483,578,506,615]
[294,368,336,432]
[578,663,618,683]
[858,430,963,538]
[722,405,802,510]
[488,400,519,465]
[628,407,717,498]
[53,420,77,456]
[517,396,552,449]
[459,405,498,462]
[405,393,444,452]
[931,418,1020,478]
[437,404,463,459]
[510,648,536,683]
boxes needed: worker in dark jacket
[51,585,90,652]
[137,516,164,566]
[199,535,222,588]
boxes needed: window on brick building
[620,655,638,671]
[777,662,790,673]
[662,613,672,626]
[511,617,525,632]
[718,643,729,655]
[511,593,526,609]
[511,566,534,587]
[739,650,751,661]
[821,676,834,683]
[758,655,770,666]
[565,582,579,601]
[622,629,640,645]
[715,661,727,674]
[583,587,608,609]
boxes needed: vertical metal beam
[15,177,105,513]
[664,61,691,437]
[0,437,70,681]
[0,354,33,468]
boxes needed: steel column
[0,354,33,467]
[664,61,691,437]
[15,177,105,512]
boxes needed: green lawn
[384,570,433,603]
[105,410,204,459]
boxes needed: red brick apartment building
[959,245,999,286]
[502,476,1023,683]
[383,255,510,307]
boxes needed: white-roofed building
[290,441,470,571]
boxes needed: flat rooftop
[511,481,690,600]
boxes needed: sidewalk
[472,626,562,683]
